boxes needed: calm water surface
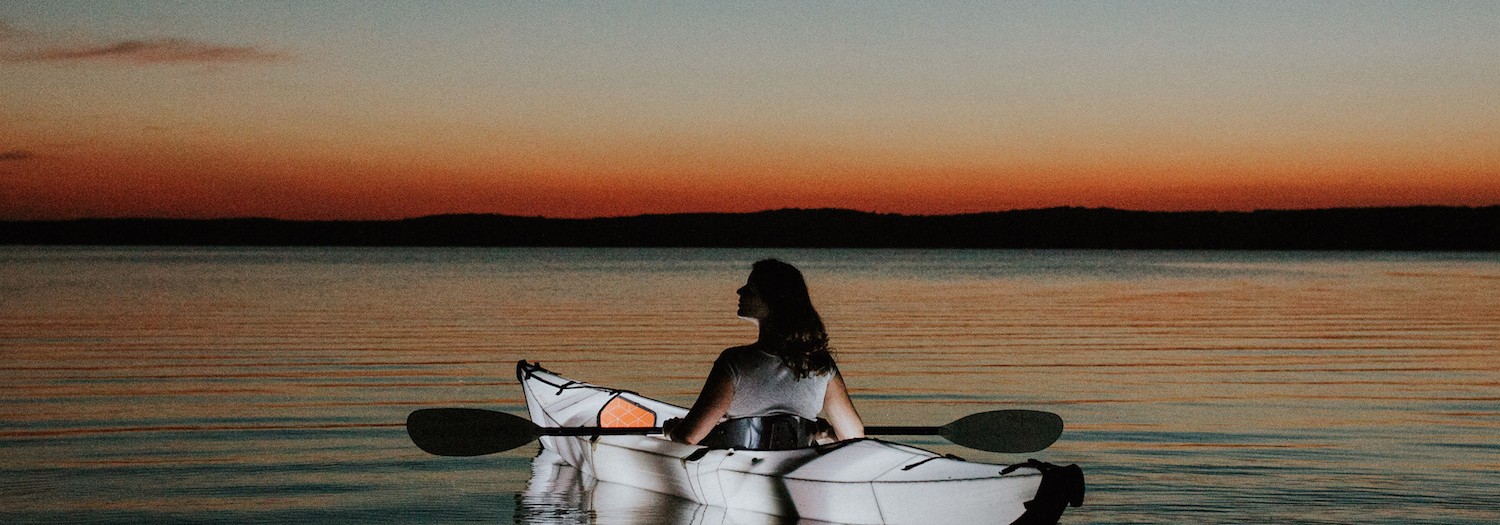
[1,248,1496,524]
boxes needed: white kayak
[516,360,1083,525]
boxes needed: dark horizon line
[6,204,1500,223]
[3,205,1498,250]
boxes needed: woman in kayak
[666,259,865,449]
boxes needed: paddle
[866,409,1063,454]
[407,408,1062,456]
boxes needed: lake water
[1,247,1496,524]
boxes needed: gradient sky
[2,1,1497,219]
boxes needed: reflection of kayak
[519,448,703,525]
[517,361,1083,525]
[521,448,836,525]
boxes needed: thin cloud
[8,38,290,64]
[0,150,35,161]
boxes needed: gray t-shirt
[715,346,833,420]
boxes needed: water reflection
[518,450,837,525]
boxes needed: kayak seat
[700,415,818,451]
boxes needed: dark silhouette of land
[2,206,1497,250]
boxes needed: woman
[666,259,864,449]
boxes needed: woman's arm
[822,371,865,440]
[668,361,734,445]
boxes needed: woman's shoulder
[716,344,762,362]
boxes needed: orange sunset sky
[2,2,1497,220]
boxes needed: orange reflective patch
[599,396,656,428]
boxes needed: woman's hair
[750,259,834,378]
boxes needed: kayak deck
[516,360,1082,525]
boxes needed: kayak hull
[516,360,1079,525]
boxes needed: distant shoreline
[3,206,1498,250]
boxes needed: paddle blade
[406,408,540,456]
[939,409,1064,453]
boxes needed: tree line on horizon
[2,206,1497,250]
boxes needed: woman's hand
[661,418,683,440]
[812,418,837,444]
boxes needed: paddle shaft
[541,426,663,437]
[549,425,942,437]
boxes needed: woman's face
[736,281,771,322]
